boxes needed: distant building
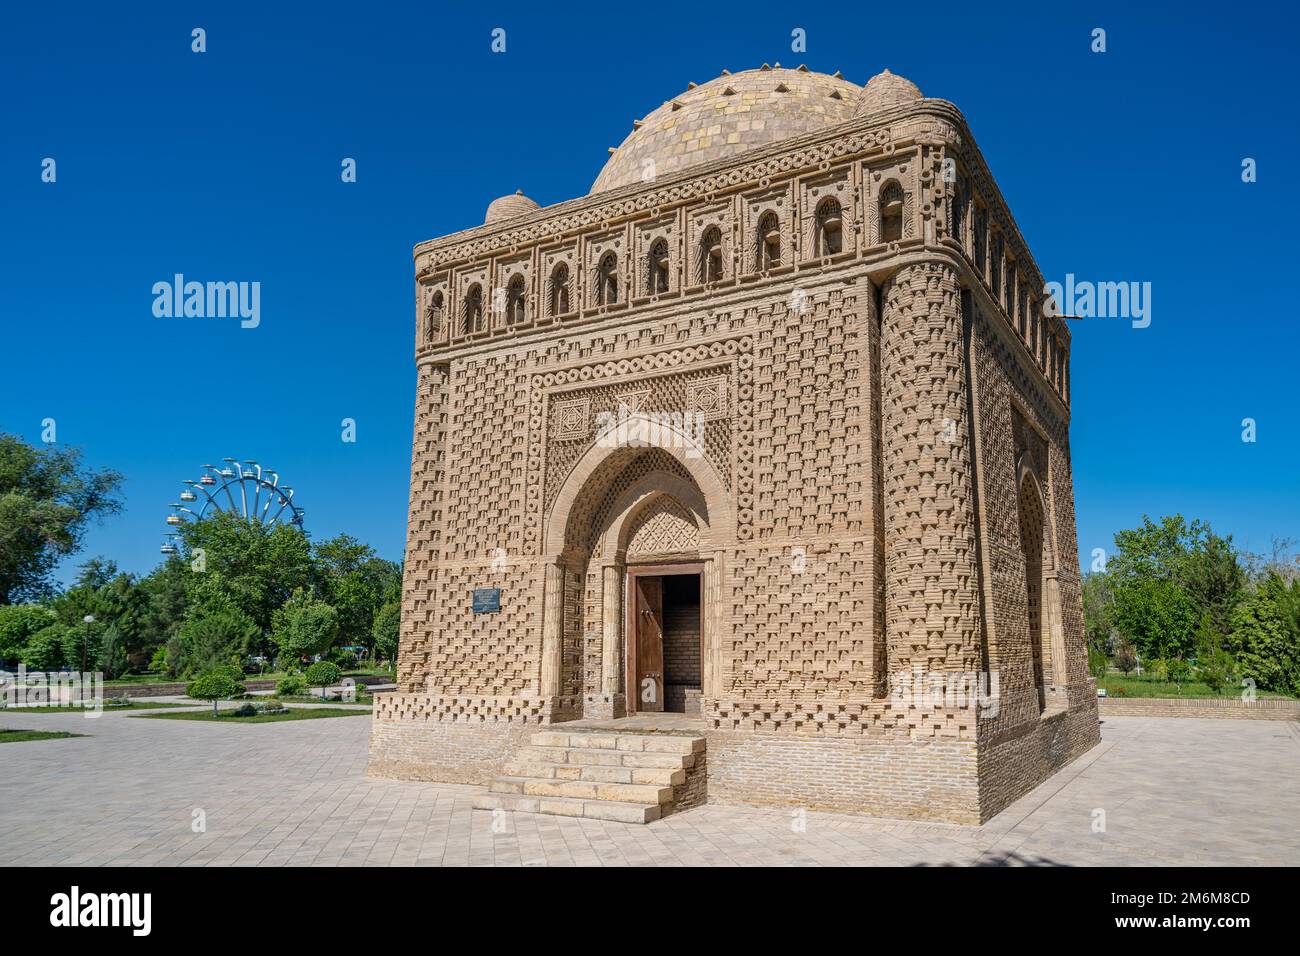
[369,66,1100,824]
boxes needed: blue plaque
[472,587,501,613]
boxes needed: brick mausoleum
[368,65,1101,825]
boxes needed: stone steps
[472,728,705,824]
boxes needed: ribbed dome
[854,69,922,117]
[484,190,540,224]
[591,66,862,194]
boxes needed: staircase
[472,728,706,824]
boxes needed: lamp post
[82,614,94,676]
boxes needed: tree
[1111,576,1197,661]
[1166,657,1191,693]
[1081,571,1113,655]
[0,434,124,604]
[304,660,341,699]
[20,623,68,670]
[271,589,338,668]
[1197,649,1235,696]
[0,604,56,664]
[177,511,315,641]
[1230,575,1300,696]
[372,601,400,672]
[173,606,260,678]
[186,669,246,716]
[1113,639,1137,675]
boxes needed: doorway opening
[625,566,702,715]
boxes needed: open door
[631,576,664,713]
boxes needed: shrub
[1147,658,1169,682]
[186,669,246,716]
[1197,649,1236,695]
[1167,657,1192,691]
[233,703,258,717]
[1114,639,1138,676]
[304,661,341,698]
[276,674,307,696]
[1087,646,1108,680]
[257,698,288,714]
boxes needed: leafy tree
[304,660,341,699]
[20,623,69,670]
[0,434,124,604]
[372,601,400,671]
[177,511,315,641]
[271,589,338,667]
[0,604,56,664]
[1080,571,1113,655]
[186,668,246,716]
[137,557,189,667]
[1110,576,1197,661]
[1230,575,1300,696]
[1166,657,1191,692]
[173,606,260,677]
[1197,649,1236,696]
[314,535,400,661]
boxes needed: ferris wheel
[161,458,306,554]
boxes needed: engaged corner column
[879,261,983,676]
[539,562,565,700]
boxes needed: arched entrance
[539,414,733,721]
[1016,460,1067,716]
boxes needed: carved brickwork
[375,67,1098,825]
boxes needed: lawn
[132,707,372,724]
[271,694,373,705]
[0,728,86,743]
[0,701,193,713]
[1097,672,1294,700]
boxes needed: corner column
[879,261,983,677]
[539,562,565,700]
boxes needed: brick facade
[369,66,1101,823]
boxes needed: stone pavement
[1,705,1296,866]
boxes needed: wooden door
[633,576,664,713]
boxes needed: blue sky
[1,0,1296,586]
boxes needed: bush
[1197,649,1236,695]
[304,661,341,697]
[1167,657,1192,690]
[1087,646,1108,680]
[276,674,307,696]
[233,703,258,717]
[186,669,246,716]
[1147,658,1169,682]
[1114,639,1138,676]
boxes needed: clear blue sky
[2,0,1296,586]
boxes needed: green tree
[20,622,69,670]
[271,589,338,668]
[0,604,56,664]
[186,669,245,716]
[173,605,260,678]
[304,660,341,699]
[177,511,315,640]
[1080,571,1113,655]
[0,434,124,604]
[372,600,400,671]
[1230,575,1300,695]
[1110,576,1197,661]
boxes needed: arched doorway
[539,414,733,721]
[1017,463,1067,715]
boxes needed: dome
[854,69,922,117]
[591,66,863,194]
[485,190,540,224]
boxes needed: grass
[0,728,86,743]
[272,694,372,705]
[1097,672,1293,700]
[132,706,372,724]
[0,701,192,713]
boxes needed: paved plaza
[1,704,1296,866]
